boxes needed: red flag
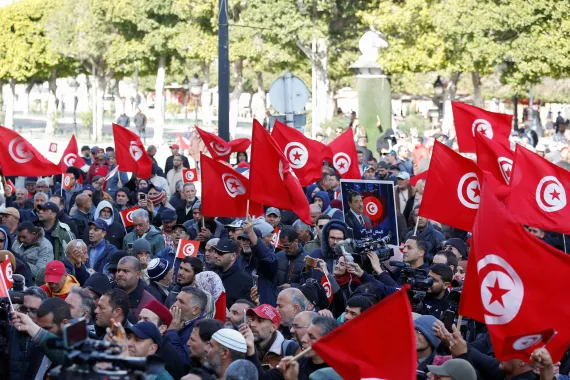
[312,286,416,380]
[200,154,263,218]
[4,179,15,196]
[419,141,483,231]
[196,127,251,161]
[174,133,191,149]
[176,240,200,259]
[459,182,570,362]
[475,132,514,185]
[0,260,14,297]
[326,128,361,179]
[182,168,198,183]
[48,142,58,153]
[321,274,334,304]
[58,135,86,172]
[112,124,153,178]
[410,170,428,187]
[271,120,327,186]
[120,206,139,228]
[62,173,74,190]
[505,145,570,234]
[0,126,61,176]
[452,101,513,153]
[249,120,312,225]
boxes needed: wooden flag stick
[413,215,420,236]
[456,315,463,330]
[276,347,313,368]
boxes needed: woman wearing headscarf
[193,271,226,322]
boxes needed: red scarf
[335,273,362,288]
[148,191,165,206]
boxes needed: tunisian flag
[249,120,312,224]
[0,259,14,298]
[474,132,514,185]
[452,101,513,153]
[112,124,153,178]
[176,240,200,259]
[120,206,139,228]
[0,126,60,176]
[459,182,570,362]
[312,286,416,380]
[419,141,483,231]
[327,128,361,179]
[200,154,263,218]
[196,127,251,161]
[271,120,327,186]
[58,134,86,172]
[506,145,570,234]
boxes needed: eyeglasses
[291,324,310,330]
[0,237,5,242]
[19,306,38,316]
[328,237,344,242]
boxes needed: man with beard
[225,299,255,329]
[146,258,174,303]
[116,256,156,318]
[157,224,191,275]
[203,329,247,379]
[246,304,299,368]
[188,319,224,368]
[113,187,132,212]
[94,288,132,339]
[87,219,119,273]
[165,256,203,308]
[276,226,308,290]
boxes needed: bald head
[75,194,92,211]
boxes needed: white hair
[131,208,149,221]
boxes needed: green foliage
[397,112,432,136]
[79,111,93,129]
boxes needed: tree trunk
[251,71,266,121]
[153,56,166,146]
[5,79,16,130]
[95,74,106,142]
[201,61,212,126]
[229,59,243,139]
[311,37,331,138]
[442,73,461,135]
[114,78,123,117]
[471,71,483,108]
[24,82,34,116]
[45,70,58,136]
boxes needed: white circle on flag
[365,202,378,216]
[63,153,77,166]
[512,334,542,351]
[49,143,57,152]
[8,137,33,164]
[130,141,143,161]
[63,176,71,188]
[185,170,195,181]
[536,176,566,213]
[477,254,524,325]
[5,263,13,282]
[333,152,351,175]
[210,141,231,156]
[457,172,481,209]
[126,210,135,223]
[284,142,309,169]
[222,173,246,198]
[497,157,513,184]
[183,243,195,257]
[322,280,332,298]
[472,119,494,138]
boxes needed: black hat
[108,250,131,271]
[38,202,59,214]
[300,281,330,310]
[213,238,239,254]
[81,145,91,152]
[83,273,112,297]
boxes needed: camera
[390,261,434,310]
[334,234,394,266]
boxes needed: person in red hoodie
[87,147,110,183]
[40,260,79,299]
[412,137,430,173]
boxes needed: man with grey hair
[204,237,219,269]
[167,286,208,366]
[176,182,199,223]
[292,219,313,246]
[10,187,32,210]
[35,179,51,197]
[123,208,165,255]
[276,288,310,339]
[116,256,156,318]
[65,287,96,324]
[290,310,319,343]
[225,359,259,380]
[63,239,90,286]
[20,192,48,224]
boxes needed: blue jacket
[165,314,205,366]
[404,222,445,262]
[239,239,279,306]
[105,165,129,197]
[89,240,119,273]
[312,191,343,220]
[309,219,352,282]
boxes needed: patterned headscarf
[194,271,225,301]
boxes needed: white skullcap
[211,328,247,353]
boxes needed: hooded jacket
[11,228,54,281]
[312,191,343,220]
[309,219,352,282]
[123,224,165,256]
[82,200,125,249]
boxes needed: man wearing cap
[164,144,190,176]
[343,192,372,241]
[414,315,441,372]
[427,358,477,380]
[132,238,152,283]
[83,272,112,303]
[80,145,93,166]
[386,148,413,176]
[160,208,177,249]
[211,238,253,307]
[166,154,187,196]
[0,207,20,242]
[40,260,80,299]
[204,328,247,379]
[444,238,468,260]
[139,301,185,379]
[362,165,376,180]
[247,304,299,368]
[87,218,119,274]
[239,217,279,306]
[20,192,47,224]
[156,223,191,275]
[147,259,174,304]
[395,171,414,214]
[105,152,129,198]
[265,207,283,230]
[225,219,245,242]
[87,147,109,183]
[37,201,76,261]
[116,256,157,318]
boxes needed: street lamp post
[433,75,444,121]
[68,77,80,136]
[182,76,190,120]
[189,74,203,123]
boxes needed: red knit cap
[142,300,173,326]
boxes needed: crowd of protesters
[0,123,567,380]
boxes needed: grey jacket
[123,225,165,256]
[11,228,54,280]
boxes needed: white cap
[397,172,411,180]
[211,328,247,353]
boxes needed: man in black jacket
[211,238,253,307]
[417,263,451,319]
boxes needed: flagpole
[276,347,313,368]
[413,215,420,236]
[564,235,567,254]
[61,173,64,196]
[0,266,14,312]
[456,315,463,330]
[246,199,250,217]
